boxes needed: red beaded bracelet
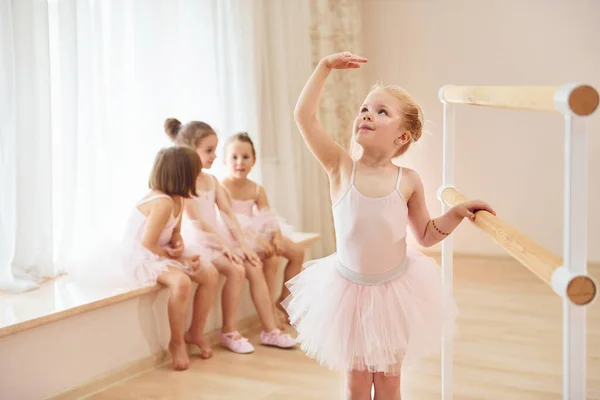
[431,219,450,236]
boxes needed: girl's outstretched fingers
[323,52,368,70]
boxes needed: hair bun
[164,118,182,141]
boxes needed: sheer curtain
[251,0,364,257]
[52,0,262,267]
[1,0,347,294]
[250,0,336,257]
[52,0,219,266]
[0,0,54,293]
[1,0,259,291]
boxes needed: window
[2,0,256,289]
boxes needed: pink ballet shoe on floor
[259,329,297,349]
[220,331,255,354]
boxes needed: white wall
[361,0,600,261]
[0,282,258,399]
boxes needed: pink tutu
[181,215,243,262]
[65,237,193,289]
[234,210,294,251]
[122,241,191,286]
[67,196,200,289]
[282,249,458,375]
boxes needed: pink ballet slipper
[220,331,255,354]
[259,329,297,349]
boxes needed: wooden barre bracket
[439,84,599,116]
[439,186,596,305]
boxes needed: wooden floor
[85,256,600,400]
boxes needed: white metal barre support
[562,114,588,400]
[439,86,456,400]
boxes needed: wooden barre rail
[439,187,596,305]
[439,85,599,116]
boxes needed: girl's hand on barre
[453,200,496,221]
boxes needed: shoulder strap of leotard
[208,174,217,190]
[255,183,261,199]
[395,167,403,191]
[176,196,184,221]
[136,194,172,206]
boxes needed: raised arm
[294,52,367,177]
[405,169,496,247]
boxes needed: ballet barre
[438,186,596,306]
[439,84,599,116]
[437,83,598,400]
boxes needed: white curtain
[0,0,54,293]
[209,0,262,180]
[250,0,336,257]
[52,0,268,267]
[1,0,260,291]
[1,0,342,294]
[52,0,218,266]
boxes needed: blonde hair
[164,118,216,149]
[350,83,424,158]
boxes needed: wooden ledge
[0,231,321,339]
[0,284,162,339]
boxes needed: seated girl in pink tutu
[121,146,219,370]
[285,52,496,398]
[220,132,305,328]
[165,119,296,353]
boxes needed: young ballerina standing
[284,52,496,399]
[165,119,297,351]
[220,132,305,326]
[122,146,219,370]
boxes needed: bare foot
[274,302,291,327]
[274,310,287,330]
[276,300,289,317]
[185,331,213,359]
[169,340,190,371]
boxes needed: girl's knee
[262,257,279,273]
[172,274,192,299]
[285,243,304,262]
[200,265,219,286]
[290,246,304,262]
[373,372,400,393]
[244,262,263,280]
[346,370,373,398]
[216,257,246,281]
[229,262,246,281]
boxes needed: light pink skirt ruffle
[282,249,459,375]
[234,210,294,251]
